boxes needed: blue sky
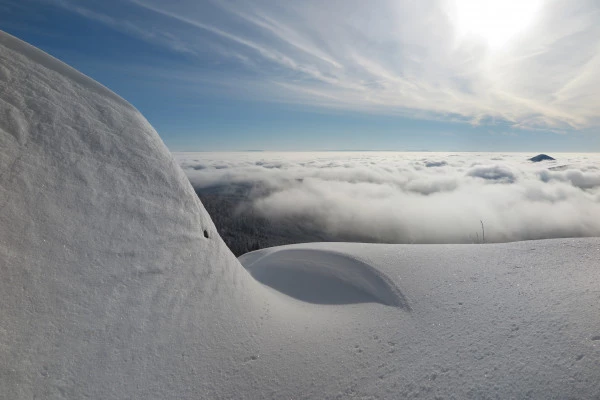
[1,0,599,151]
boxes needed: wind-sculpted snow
[240,246,409,308]
[177,151,600,243]
[0,30,253,399]
[3,31,600,399]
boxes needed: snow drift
[0,29,256,399]
[2,30,600,399]
[240,246,409,308]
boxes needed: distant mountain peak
[529,154,555,162]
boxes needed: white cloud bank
[176,152,600,243]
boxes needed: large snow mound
[2,30,600,399]
[0,30,256,399]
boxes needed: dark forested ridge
[195,184,331,256]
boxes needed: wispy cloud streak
[51,0,600,130]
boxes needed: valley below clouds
[175,152,600,253]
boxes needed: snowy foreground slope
[1,30,600,399]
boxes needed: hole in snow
[240,248,410,309]
[250,267,377,305]
[204,230,209,239]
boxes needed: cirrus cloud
[49,0,600,130]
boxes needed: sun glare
[452,0,543,48]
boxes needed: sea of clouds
[175,152,600,244]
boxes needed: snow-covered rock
[2,30,600,399]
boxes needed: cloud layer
[176,152,600,244]
[49,0,600,130]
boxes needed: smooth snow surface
[2,31,600,399]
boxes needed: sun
[451,0,543,48]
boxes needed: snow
[240,246,409,307]
[240,241,600,398]
[1,30,600,399]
